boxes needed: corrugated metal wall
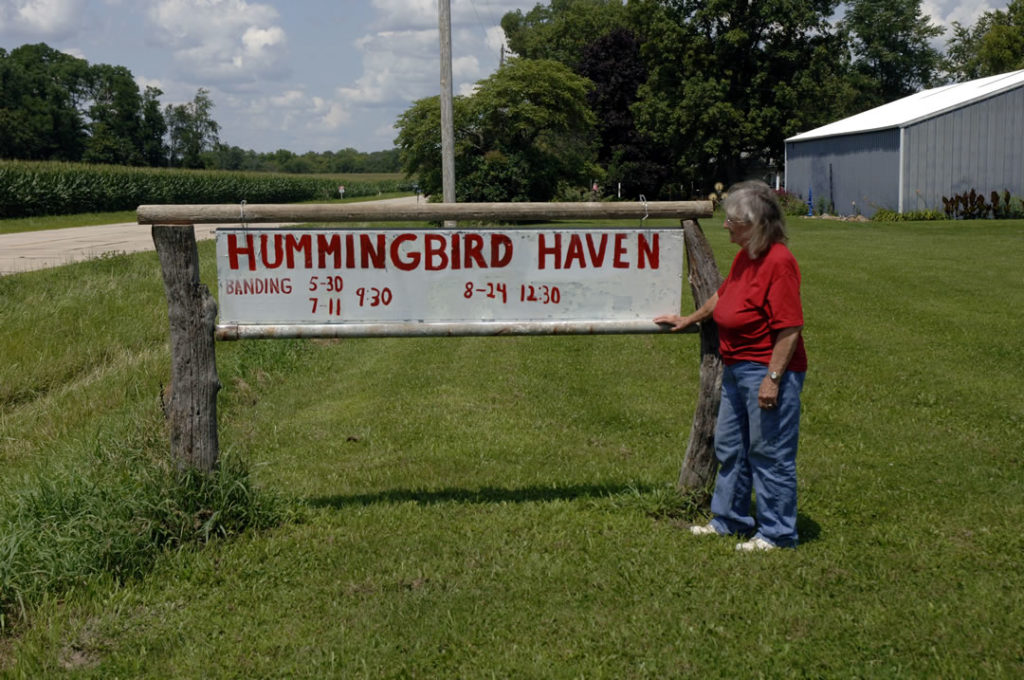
[903,87,1024,211]
[785,130,900,216]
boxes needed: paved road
[0,195,421,276]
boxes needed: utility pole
[438,0,456,219]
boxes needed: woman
[656,180,807,551]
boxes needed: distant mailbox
[215,227,684,335]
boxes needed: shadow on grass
[305,482,658,510]
[797,513,822,544]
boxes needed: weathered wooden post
[152,225,220,472]
[677,219,723,495]
[142,201,719,485]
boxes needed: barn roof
[786,69,1024,142]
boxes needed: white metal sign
[215,227,683,331]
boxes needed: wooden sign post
[143,201,722,500]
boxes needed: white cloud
[922,0,995,31]
[322,0,531,150]
[134,74,165,93]
[0,0,87,39]
[370,0,436,31]
[146,0,289,85]
[315,100,351,130]
[371,0,532,31]
[339,2,519,109]
[338,28,440,106]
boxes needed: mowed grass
[1,217,1023,677]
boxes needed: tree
[577,27,671,198]
[83,64,145,165]
[394,59,598,202]
[0,43,91,160]
[947,0,1024,81]
[165,88,220,169]
[839,0,946,107]
[501,0,630,68]
[140,86,168,166]
[630,0,849,193]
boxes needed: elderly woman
[656,180,807,550]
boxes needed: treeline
[397,0,1024,202]
[0,43,399,173]
[204,145,401,175]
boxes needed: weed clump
[0,448,290,633]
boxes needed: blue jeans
[708,362,805,547]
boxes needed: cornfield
[0,161,414,219]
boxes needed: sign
[215,227,683,329]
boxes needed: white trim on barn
[785,70,1024,216]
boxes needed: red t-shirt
[713,242,807,372]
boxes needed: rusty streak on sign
[214,227,687,339]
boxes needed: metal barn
[784,70,1024,217]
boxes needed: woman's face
[723,216,753,247]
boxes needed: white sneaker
[735,536,777,551]
[689,523,719,536]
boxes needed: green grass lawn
[1,217,1023,677]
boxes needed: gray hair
[722,180,787,258]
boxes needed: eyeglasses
[724,218,745,227]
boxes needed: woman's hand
[655,293,718,332]
[654,314,692,332]
[758,375,779,410]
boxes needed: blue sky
[0,0,997,154]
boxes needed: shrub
[941,188,1024,220]
[0,448,291,632]
[775,189,809,216]
[873,208,947,222]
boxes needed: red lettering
[463,234,486,268]
[225,277,292,294]
[564,234,586,268]
[451,233,461,270]
[317,234,342,269]
[345,233,356,269]
[424,234,449,271]
[585,234,607,267]
[227,233,257,271]
[286,233,313,269]
[638,233,659,269]
[261,234,285,269]
[490,234,513,268]
[360,233,386,269]
[613,233,629,269]
[538,233,561,270]
[391,233,420,271]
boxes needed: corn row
[0,161,413,219]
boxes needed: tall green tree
[140,86,168,166]
[395,59,597,202]
[165,88,220,169]
[630,0,849,192]
[839,0,946,107]
[83,64,145,165]
[946,0,1024,80]
[0,43,91,160]
[577,26,670,198]
[501,0,630,68]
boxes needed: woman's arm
[654,292,719,332]
[758,325,803,409]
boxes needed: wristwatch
[769,371,781,382]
